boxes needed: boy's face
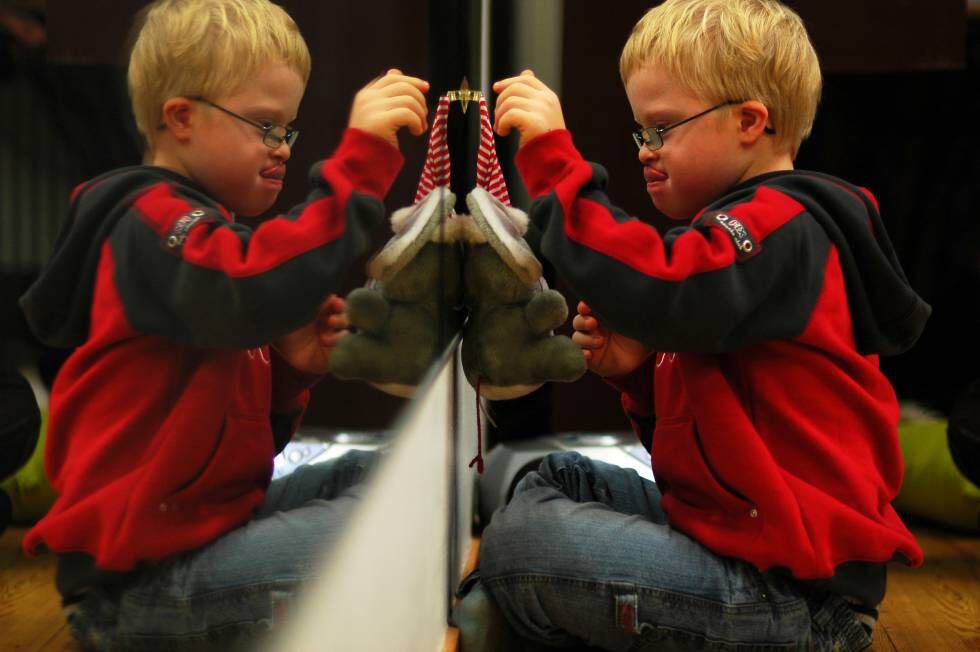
[183,62,305,217]
[625,63,747,221]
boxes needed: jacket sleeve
[515,130,832,353]
[110,129,401,348]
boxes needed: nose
[637,143,657,165]
[272,140,292,162]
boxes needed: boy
[19,0,428,648]
[465,0,930,650]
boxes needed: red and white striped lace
[414,95,451,203]
[475,96,510,206]
[414,94,510,206]
[412,92,514,475]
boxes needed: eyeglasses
[191,97,299,149]
[631,100,775,151]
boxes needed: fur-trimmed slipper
[459,187,585,401]
[329,187,464,397]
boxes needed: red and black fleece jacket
[517,130,929,360]
[515,130,931,585]
[22,128,401,350]
[19,128,401,579]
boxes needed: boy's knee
[502,452,586,499]
[535,451,586,482]
[337,448,376,468]
[307,449,378,501]
[480,494,551,581]
[333,449,377,482]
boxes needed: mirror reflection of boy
[461,0,930,649]
[19,0,428,648]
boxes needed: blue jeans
[478,452,873,651]
[67,450,376,651]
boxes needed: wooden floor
[2,525,977,651]
[871,523,980,651]
[0,528,77,651]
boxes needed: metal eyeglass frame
[190,97,299,149]
[631,100,775,151]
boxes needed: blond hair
[620,0,821,154]
[128,0,311,148]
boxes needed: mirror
[0,1,471,649]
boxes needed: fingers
[495,107,535,137]
[384,107,427,136]
[350,70,430,145]
[363,85,429,129]
[316,294,348,334]
[572,311,602,334]
[493,93,533,115]
[494,77,546,106]
[372,79,429,110]
[493,95,535,134]
[371,69,430,95]
[321,294,345,314]
[572,329,604,351]
[492,69,564,144]
[318,328,348,348]
[318,319,347,343]
[492,69,545,93]
[321,311,348,332]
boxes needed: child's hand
[493,69,566,147]
[572,302,651,378]
[348,69,429,149]
[272,294,348,375]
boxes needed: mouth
[260,165,286,183]
[643,167,666,190]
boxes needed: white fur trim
[431,214,468,243]
[370,381,417,398]
[454,214,488,244]
[475,381,542,400]
[368,187,456,280]
[465,187,541,285]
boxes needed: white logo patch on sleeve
[164,209,210,252]
[710,213,761,261]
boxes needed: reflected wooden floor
[2,525,977,651]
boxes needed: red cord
[468,376,485,473]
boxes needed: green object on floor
[0,410,57,524]
[895,417,980,533]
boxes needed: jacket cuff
[329,128,405,199]
[514,129,587,198]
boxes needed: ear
[735,100,771,145]
[160,97,196,142]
